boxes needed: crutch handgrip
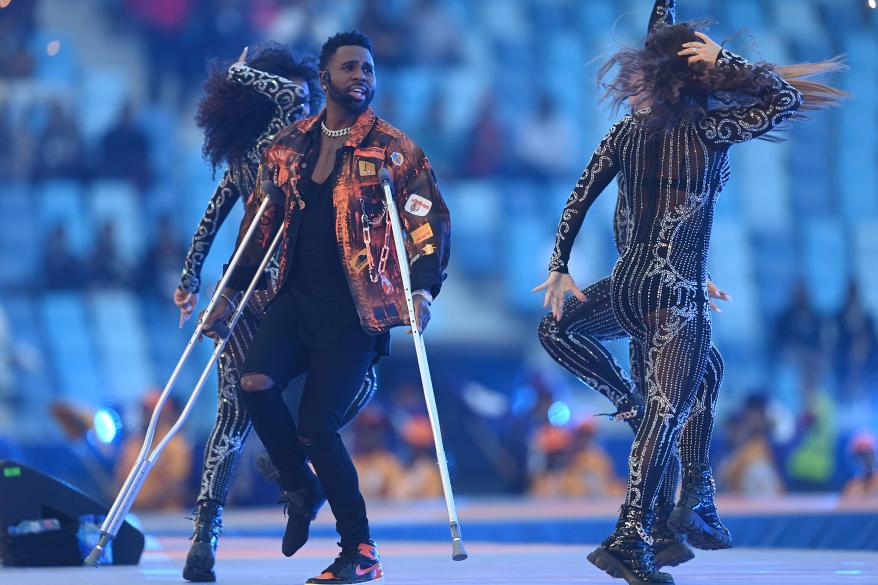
[260,180,287,205]
[205,321,231,339]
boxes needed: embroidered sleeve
[647,0,675,33]
[548,119,625,273]
[179,169,242,293]
[697,49,804,146]
[228,62,310,135]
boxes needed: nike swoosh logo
[355,563,376,576]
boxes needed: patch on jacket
[390,151,404,166]
[404,194,432,216]
[410,222,433,244]
[359,160,377,176]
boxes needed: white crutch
[378,168,468,561]
[86,182,286,566]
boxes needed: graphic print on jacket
[229,107,451,334]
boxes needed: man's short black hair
[319,31,373,70]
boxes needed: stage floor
[1,537,877,584]
[2,497,878,584]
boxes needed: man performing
[202,30,450,585]
[175,45,378,583]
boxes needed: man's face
[323,45,376,114]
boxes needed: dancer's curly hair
[196,43,321,170]
[599,21,846,140]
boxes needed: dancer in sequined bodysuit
[537,0,726,569]
[535,10,844,584]
[175,45,376,583]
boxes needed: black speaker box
[0,460,144,565]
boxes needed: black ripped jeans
[241,285,385,547]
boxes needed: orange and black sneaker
[305,541,384,584]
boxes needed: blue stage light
[547,401,571,426]
[93,408,122,443]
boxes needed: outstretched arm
[227,47,310,130]
[548,119,625,274]
[536,120,626,320]
[647,0,676,34]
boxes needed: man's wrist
[412,289,433,304]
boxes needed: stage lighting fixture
[547,401,571,426]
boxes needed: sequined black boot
[668,463,732,550]
[281,470,326,557]
[587,505,675,585]
[183,500,223,582]
[652,502,694,568]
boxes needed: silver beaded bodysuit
[547,44,803,514]
[179,63,377,507]
[538,0,723,508]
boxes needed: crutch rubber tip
[452,538,468,561]
[84,546,104,567]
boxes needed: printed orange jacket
[226,107,450,334]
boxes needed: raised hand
[678,32,722,68]
[533,271,587,322]
[235,46,248,65]
[406,295,432,335]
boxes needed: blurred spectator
[773,280,829,376]
[0,303,13,431]
[786,372,837,491]
[2,101,36,181]
[719,393,785,496]
[461,90,506,178]
[394,415,443,500]
[528,424,573,497]
[0,0,36,79]
[31,99,87,182]
[0,100,14,180]
[123,0,195,101]
[86,222,130,287]
[562,419,625,498]
[116,390,193,511]
[351,406,405,500]
[96,102,153,192]
[140,213,186,296]
[842,432,878,500]
[413,93,458,181]
[513,92,577,181]
[44,224,84,289]
[408,0,463,66]
[356,0,411,68]
[830,282,878,400]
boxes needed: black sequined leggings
[538,276,723,507]
[612,246,717,515]
[195,290,377,507]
